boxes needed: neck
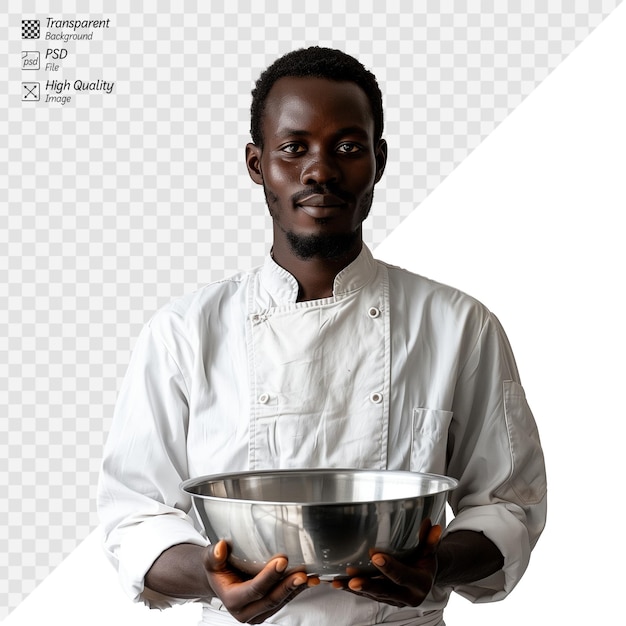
[271,239,363,302]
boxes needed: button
[258,393,270,404]
[368,307,381,318]
[370,392,383,404]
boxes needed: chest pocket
[410,408,453,474]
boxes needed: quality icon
[22,82,40,101]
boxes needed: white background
[378,6,626,623]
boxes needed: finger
[214,539,228,561]
[368,552,436,594]
[418,518,433,543]
[243,558,297,603]
[204,542,293,599]
[203,540,232,572]
[410,521,442,562]
[202,543,313,623]
[422,524,442,557]
[331,577,348,590]
[231,570,310,624]
[342,576,410,607]
[427,524,442,545]
[203,541,252,588]
[331,575,408,607]
[343,563,436,608]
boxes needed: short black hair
[250,46,384,147]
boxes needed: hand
[203,540,319,624]
[332,520,442,607]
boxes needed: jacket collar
[259,244,378,305]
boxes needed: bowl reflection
[181,469,457,579]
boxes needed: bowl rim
[180,468,458,506]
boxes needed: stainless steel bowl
[181,469,457,579]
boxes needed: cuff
[117,513,209,609]
[441,504,531,603]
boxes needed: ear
[374,138,388,184]
[246,143,263,185]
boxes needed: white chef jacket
[97,245,547,626]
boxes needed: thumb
[203,540,230,572]
[426,524,442,550]
[213,539,229,562]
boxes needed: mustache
[290,185,354,205]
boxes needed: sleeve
[441,312,547,603]
[97,319,209,609]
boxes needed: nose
[299,151,340,186]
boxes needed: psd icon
[22,51,40,70]
[22,19,40,39]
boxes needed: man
[98,47,546,625]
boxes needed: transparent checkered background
[1,0,621,617]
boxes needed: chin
[286,230,360,260]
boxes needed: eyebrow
[275,126,370,139]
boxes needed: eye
[281,143,305,154]
[337,142,363,154]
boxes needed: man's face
[246,76,387,260]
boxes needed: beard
[265,186,374,260]
[285,229,361,260]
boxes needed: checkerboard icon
[22,19,40,39]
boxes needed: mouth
[296,194,347,218]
